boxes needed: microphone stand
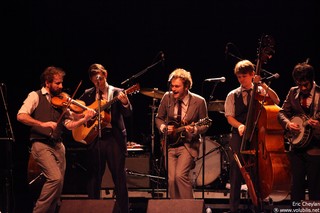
[164,86,172,198]
[200,81,208,199]
[96,80,102,189]
[121,58,163,86]
[208,82,219,101]
[164,103,169,199]
[96,81,102,139]
[0,83,15,213]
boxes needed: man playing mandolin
[278,61,320,205]
[155,68,210,199]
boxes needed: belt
[31,138,62,146]
[169,142,185,148]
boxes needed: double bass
[240,35,291,206]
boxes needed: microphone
[305,58,310,64]
[168,73,174,83]
[160,51,165,61]
[160,51,165,66]
[204,77,226,83]
[96,75,102,80]
[261,73,280,81]
[225,42,233,60]
[225,44,229,55]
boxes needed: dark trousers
[289,149,320,202]
[86,132,129,213]
[228,133,245,212]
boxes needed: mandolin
[166,117,212,147]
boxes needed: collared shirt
[225,85,267,117]
[18,87,72,127]
[18,87,50,115]
[242,88,252,106]
[175,94,190,121]
[298,82,315,108]
[96,82,109,101]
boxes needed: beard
[50,88,62,97]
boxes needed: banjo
[287,112,320,148]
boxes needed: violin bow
[50,80,82,137]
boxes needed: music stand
[0,83,15,213]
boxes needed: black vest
[232,89,249,134]
[30,90,64,140]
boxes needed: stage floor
[61,188,292,213]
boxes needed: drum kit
[140,88,165,100]
[207,100,225,112]
[138,88,231,188]
[139,88,165,155]
[190,135,231,188]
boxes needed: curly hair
[40,66,65,87]
[168,68,193,89]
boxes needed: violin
[51,92,87,113]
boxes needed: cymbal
[140,88,165,99]
[207,100,225,112]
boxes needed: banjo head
[289,114,312,148]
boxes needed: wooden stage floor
[61,188,292,213]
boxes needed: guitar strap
[105,85,114,128]
[107,85,114,102]
[313,91,319,117]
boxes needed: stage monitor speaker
[102,153,150,188]
[147,199,205,213]
[59,199,115,213]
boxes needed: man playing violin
[17,66,96,213]
[278,62,320,205]
[224,60,280,212]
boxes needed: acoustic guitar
[72,84,140,144]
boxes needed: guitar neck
[101,96,119,112]
[175,123,196,133]
[313,112,320,120]
[174,118,211,133]
[99,85,138,112]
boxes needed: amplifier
[101,152,150,188]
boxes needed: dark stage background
[1,0,320,212]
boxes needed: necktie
[244,89,252,105]
[301,93,310,108]
[177,100,182,122]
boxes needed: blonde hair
[168,68,193,89]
